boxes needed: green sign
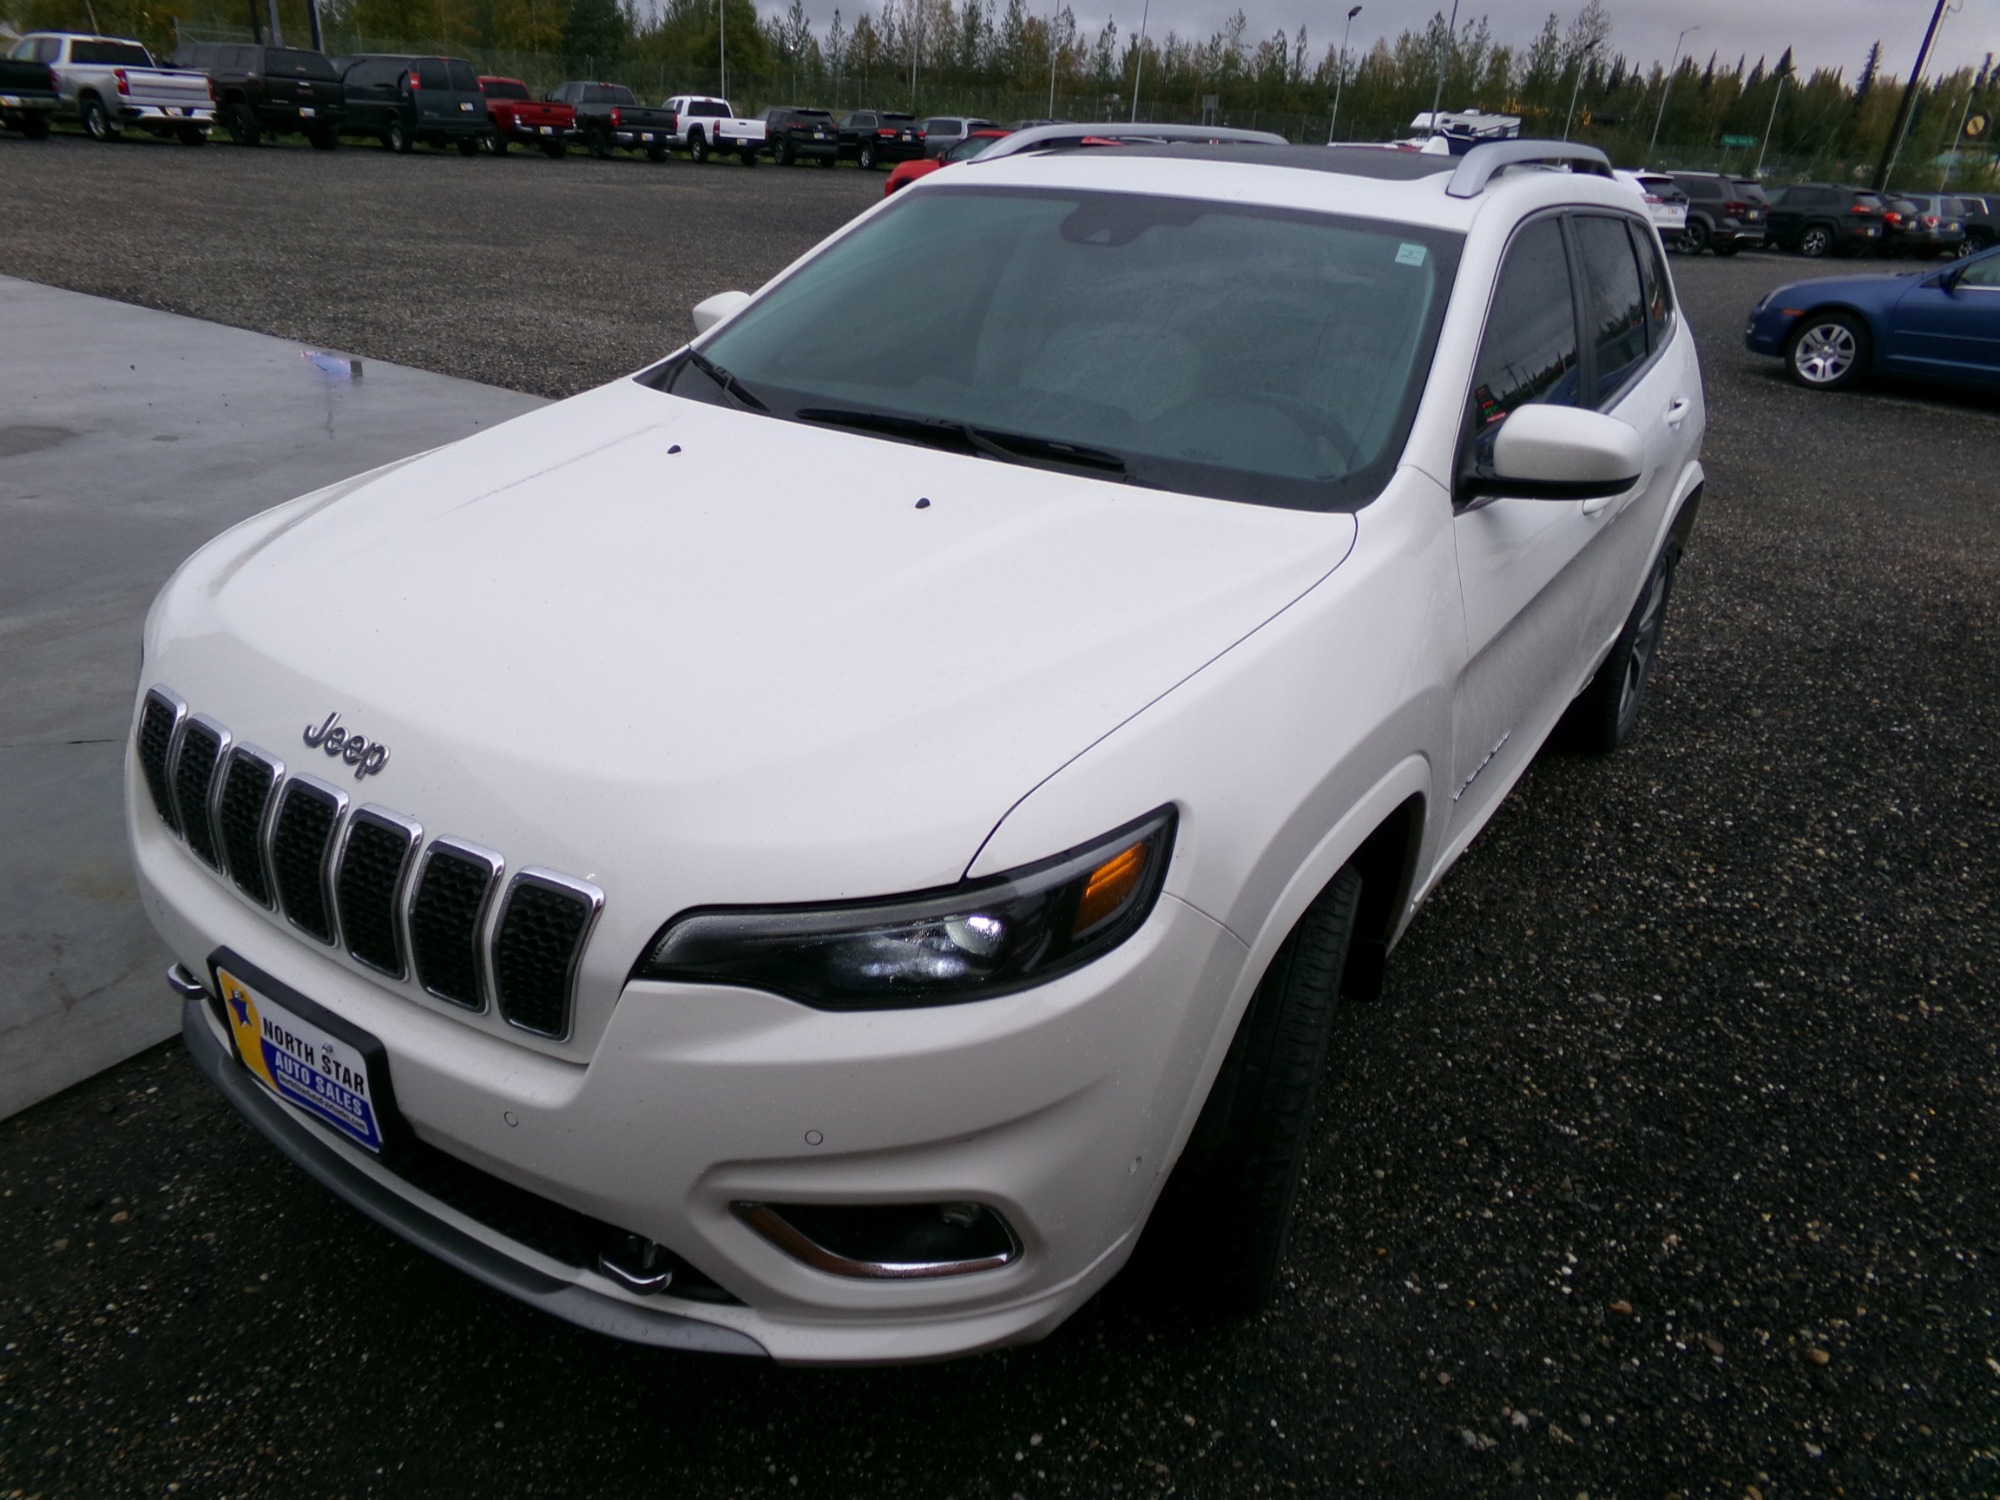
[1720,134,1758,147]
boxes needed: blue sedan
[1744,244,2000,391]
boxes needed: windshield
[652,186,1460,510]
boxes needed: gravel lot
[3,132,1998,1499]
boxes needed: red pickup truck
[478,76,574,157]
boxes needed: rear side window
[1469,218,1578,430]
[689,99,725,116]
[73,40,154,66]
[1573,216,1648,404]
[1675,176,1721,200]
[483,78,529,100]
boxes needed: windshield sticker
[1395,242,1428,267]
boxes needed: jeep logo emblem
[303,711,390,780]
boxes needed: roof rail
[979,121,1290,161]
[1445,140,1613,198]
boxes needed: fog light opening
[735,1200,1021,1279]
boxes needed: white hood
[150,378,1355,1018]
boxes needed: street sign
[1720,134,1758,147]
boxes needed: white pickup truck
[9,31,214,143]
[663,94,762,164]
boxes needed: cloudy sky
[786,0,1999,82]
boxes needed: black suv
[1666,171,1767,255]
[1765,183,1888,257]
[172,42,344,148]
[336,54,488,154]
[838,109,922,169]
[759,106,837,165]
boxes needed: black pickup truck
[0,54,58,137]
[172,42,345,148]
[547,81,674,160]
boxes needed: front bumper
[136,767,1250,1363]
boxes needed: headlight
[632,807,1176,1010]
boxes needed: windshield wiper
[795,407,1133,478]
[683,350,769,411]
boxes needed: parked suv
[172,41,344,148]
[838,108,923,168]
[134,137,1704,1366]
[336,54,487,154]
[1765,183,1887,257]
[921,113,998,157]
[758,105,838,164]
[1666,170,1766,254]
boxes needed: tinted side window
[1573,216,1648,404]
[1469,217,1578,431]
[447,58,478,91]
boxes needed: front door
[1885,254,2000,381]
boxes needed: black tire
[646,143,668,162]
[225,103,260,146]
[1133,866,1365,1313]
[177,124,206,146]
[487,130,509,154]
[1560,541,1680,753]
[1784,310,1870,391]
[1680,218,1710,255]
[456,136,480,156]
[80,94,114,141]
[1954,237,1982,259]
[687,129,709,162]
[587,127,611,159]
[307,125,338,150]
[856,140,876,169]
[386,118,411,153]
[774,138,793,166]
[1712,243,1740,257]
[22,114,51,139]
[541,137,566,159]
[1798,223,1834,258]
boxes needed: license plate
[642,132,655,140]
[300,105,315,117]
[218,963,391,1154]
[460,101,474,111]
[540,124,552,133]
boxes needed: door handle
[1664,398,1692,428]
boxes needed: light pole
[1129,0,1150,122]
[1753,61,1789,178]
[1647,24,1699,159]
[1328,4,1361,144]
[1561,38,1597,141]
[718,0,727,100]
[1049,4,1061,117]
[1426,0,1460,132]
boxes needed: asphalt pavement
[1,133,1997,1499]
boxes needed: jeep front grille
[132,686,603,1044]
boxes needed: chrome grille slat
[409,839,503,1011]
[136,688,187,832]
[493,870,603,1040]
[335,806,421,979]
[217,746,282,907]
[270,776,347,945]
[173,716,230,870]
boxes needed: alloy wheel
[1791,320,1858,385]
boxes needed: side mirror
[691,289,752,335]
[1463,404,1644,502]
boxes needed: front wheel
[1132,866,1364,1313]
[1786,311,1869,391]
[1798,223,1834,257]
[80,95,115,141]
[1561,541,1680,753]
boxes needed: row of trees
[10,0,1998,182]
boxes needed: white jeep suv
[131,136,1705,1365]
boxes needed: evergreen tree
[564,0,626,67]
[1855,39,1880,101]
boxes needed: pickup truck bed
[549,80,674,161]
[0,56,58,137]
[480,76,574,157]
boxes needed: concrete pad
[0,276,544,1118]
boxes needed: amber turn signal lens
[1073,842,1148,936]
